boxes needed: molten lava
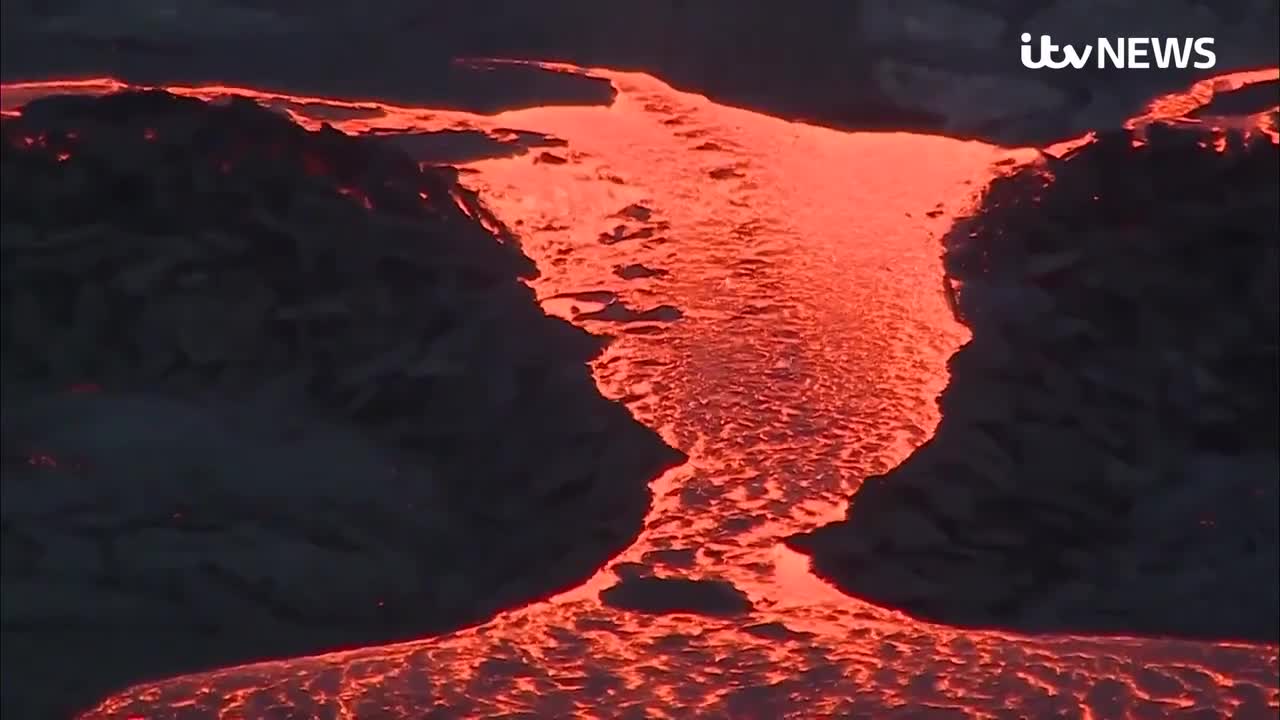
[1,65,1277,719]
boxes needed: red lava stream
[2,65,1278,719]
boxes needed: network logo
[1020,33,1216,70]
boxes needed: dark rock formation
[600,575,753,617]
[0,90,684,717]
[789,121,1279,643]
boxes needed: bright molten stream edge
[2,66,1278,720]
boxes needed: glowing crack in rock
[2,63,1277,720]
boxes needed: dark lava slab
[600,576,753,617]
[742,621,815,642]
[613,263,669,280]
[382,128,570,165]
[579,303,683,323]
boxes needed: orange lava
[3,65,1278,720]
[1125,68,1278,132]
[1125,68,1280,149]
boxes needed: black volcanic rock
[0,90,684,718]
[789,121,1279,644]
[600,575,753,617]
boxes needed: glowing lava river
[2,65,1278,720]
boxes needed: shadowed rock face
[789,124,1279,643]
[0,90,684,718]
[3,1,1277,144]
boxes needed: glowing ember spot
[26,453,58,468]
[337,186,374,210]
[1044,130,1096,158]
[2,65,1276,720]
[475,211,504,237]
[449,188,475,219]
[143,128,157,141]
[300,153,329,176]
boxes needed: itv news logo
[1020,33,1217,70]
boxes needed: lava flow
[3,65,1278,720]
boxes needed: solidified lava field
[0,64,1278,720]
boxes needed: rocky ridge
[789,121,1279,643]
[0,90,683,715]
